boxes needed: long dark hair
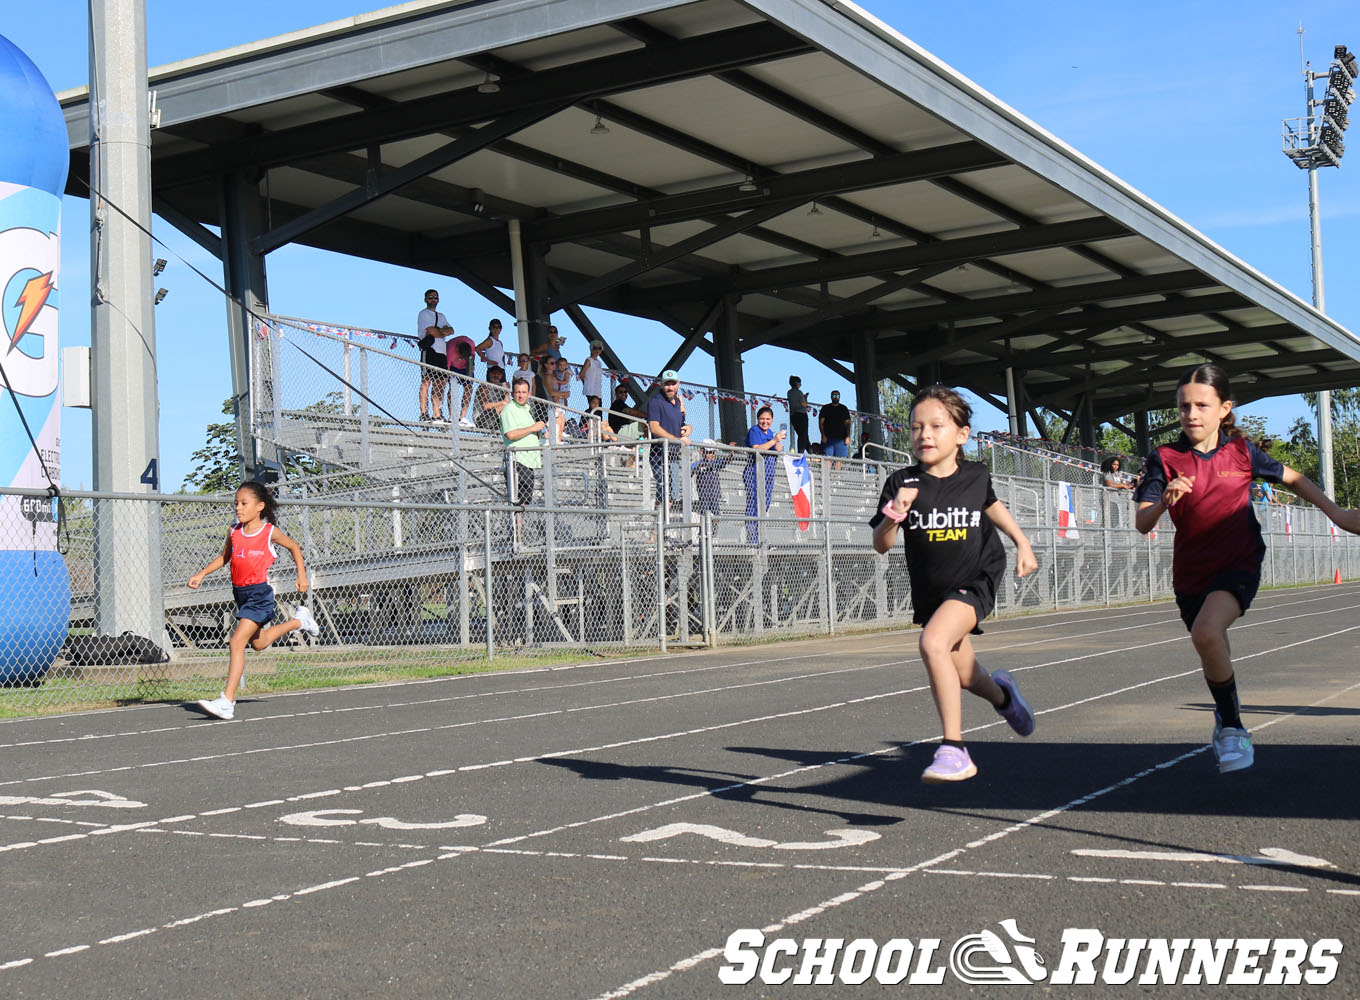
[238,481,280,524]
[1176,364,1241,439]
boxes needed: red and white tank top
[229,522,277,586]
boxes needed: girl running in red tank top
[186,482,319,720]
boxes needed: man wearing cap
[647,370,692,511]
[788,375,809,453]
[819,389,852,470]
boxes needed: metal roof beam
[740,262,963,351]
[250,103,570,254]
[548,203,791,311]
[520,142,1006,247]
[152,21,811,187]
[848,274,1232,335]
[631,216,1127,309]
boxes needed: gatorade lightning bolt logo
[9,271,53,354]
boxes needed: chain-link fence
[3,471,1357,715]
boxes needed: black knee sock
[1208,676,1241,729]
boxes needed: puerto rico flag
[784,454,813,531]
[1057,482,1079,540]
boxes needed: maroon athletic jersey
[1134,434,1282,594]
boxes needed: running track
[2,584,1358,998]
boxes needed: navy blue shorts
[233,583,276,624]
[1175,570,1260,631]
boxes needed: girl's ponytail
[1177,364,1242,439]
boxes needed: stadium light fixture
[153,288,168,305]
[1280,35,1352,499]
[151,258,166,276]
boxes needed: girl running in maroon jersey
[187,482,318,720]
[870,386,1039,784]
[1134,364,1360,772]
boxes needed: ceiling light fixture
[477,72,501,94]
[590,114,610,135]
[808,201,821,216]
[738,173,758,193]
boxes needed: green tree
[181,393,349,494]
[181,398,243,494]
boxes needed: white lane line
[4,615,1355,862]
[4,662,1356,979]
[582,668,1360,1000]
[2,581,1351,748]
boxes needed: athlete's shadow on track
[541,740,1360,885]
[538,754,905,826]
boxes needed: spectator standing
[743,406,786,542]
[788,375,809,453]
[500,377,546,505]
[580,341,607,402]
[819,389,852,469]
[648,370,691,511]
[446,334,477,428]
[476,318,506,371]
[475,365,510,431]
[416,289,452,422]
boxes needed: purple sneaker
[921,745,977,784]
[993,670,1035,737]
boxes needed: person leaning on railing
[475,365,510,432]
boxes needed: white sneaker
[459,416,475,428]
[293,605,320,637]
[198,694,235,720]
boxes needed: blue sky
[4,0,1359,488]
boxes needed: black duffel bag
[63,632,170,666]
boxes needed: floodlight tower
[1282,40,1357,499]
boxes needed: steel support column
[853,330,882,447]
[220,169,273,478]
[89,0,163,641]
[714,298,746,443]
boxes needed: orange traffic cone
[1335,567,1344,585]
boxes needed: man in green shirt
[501,377,546,504]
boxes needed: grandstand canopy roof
[58,0,1360,423]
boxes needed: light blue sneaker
[921,745,977,784]
[993,671,1035,737]
[1212,720,1253,774]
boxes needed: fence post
[360,349,371,466]
[622,523,635,646]
[656,506,667,651]
[483,509,495,661]
[825,517,836,636]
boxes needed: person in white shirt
[416,289,452,422]
[477,318,506,371]
[579,340,606,401]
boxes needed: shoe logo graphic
[949,918,1047,984]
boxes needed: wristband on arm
[879,501,907,524]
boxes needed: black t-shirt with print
[869,460,1005,608]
